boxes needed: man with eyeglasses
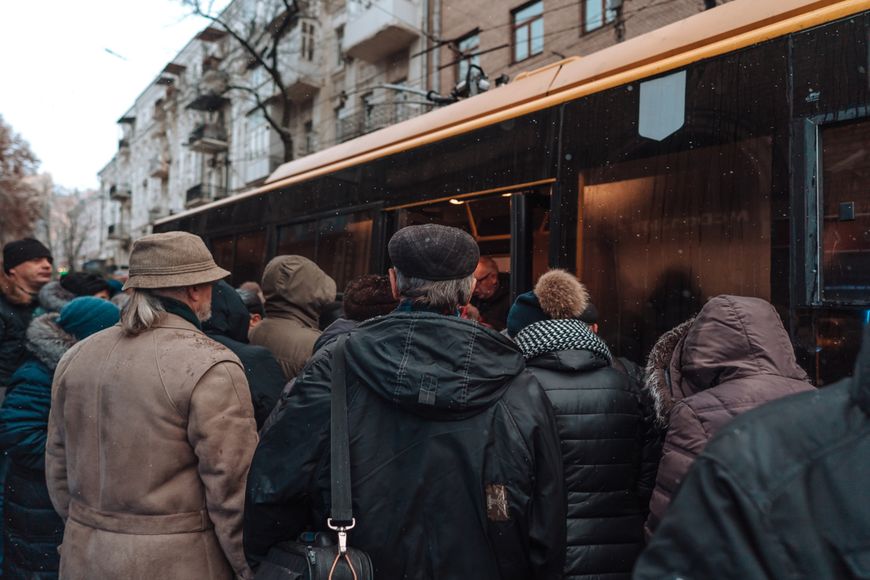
[468,256,511,331]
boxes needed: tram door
[390,187,551,302]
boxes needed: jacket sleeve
[634,455,777,579]
[636,384,663,505]
[244,347,332,565]
[525,376,567,579]
[45,351,76,520]
[187,361,258,580]
[0,366,52,470]
[645,401,708,535]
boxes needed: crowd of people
[0,227,865,579]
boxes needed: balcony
[107,224,130,242]
[188,123,228,154]
[343,0,420,63]
[337,101,423,142]
[276,28,323,102]
[118,138,130,150]
[149,157,170,179]
[109,184,131,202]
[186,182,228,208]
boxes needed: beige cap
[123,232,230,290]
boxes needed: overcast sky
[0,0,228,191]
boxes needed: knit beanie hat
[57,296,120,341]
[3,238,53,274]
[343,275,398,322]
[507,269,590,337]
[60,272,110,297]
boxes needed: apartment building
[95,0,723,267]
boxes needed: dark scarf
[157,296,202,330]
[515,318,612,363]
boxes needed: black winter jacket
[204,281,286,428]
[0,292,36,390]
[244,311,567,579]
[527,349,659,579]
[634,324,870,580]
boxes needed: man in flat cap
[245,224,566,579]
[46,232,257,580]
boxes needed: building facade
[95,0,725,267]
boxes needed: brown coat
[249,255,336,381]
[45,313,258,580]
[643,295,814,536]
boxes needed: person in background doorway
[238,281,264,305]
[0,297,120,579]
[507,270,660,579]
[642,295,815,537]
[313,274,398,353]
[249,256,336,382]
[468,256,511,331]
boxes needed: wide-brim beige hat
[123,231,230,290]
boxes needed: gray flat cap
[388,224,480,281]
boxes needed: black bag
[255,336,374,580]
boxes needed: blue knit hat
[507,291,548,337]
[57,297,120,341]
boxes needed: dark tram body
[156,0,870,384]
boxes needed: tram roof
[156,0,868,226]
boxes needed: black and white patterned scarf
[514,318,613,363]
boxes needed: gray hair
[120,289,165,336]
[394,269,475,311]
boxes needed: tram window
[211,235,234,274]
[276,213,373,291]
[820,120,870,303]
[577,137,772,361]
[276,221,317,261]
[234,230,267,285]
[318,213,373,291]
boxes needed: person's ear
[388,268,400,301]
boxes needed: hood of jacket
[38,281,75,313]
[645,295,808,423]
[203,280,250,343]
[26,312,75,370]
[344,311,525,420]
[262,256,336,328]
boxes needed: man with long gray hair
[245,224,566,579]
[46,232,257,579]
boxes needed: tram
[155,0,870,385]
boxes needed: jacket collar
[157,296,201,330]
[26,312,75,370]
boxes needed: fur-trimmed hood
[38,281,75,314]
[645,295,808,424]
[26,312,76,371]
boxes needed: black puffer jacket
[245,311,566,579]
[204,281,285,428]
[521,324,660,579]
[634,324,870,579]
[0,289,36,390]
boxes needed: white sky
[0,0,228,191]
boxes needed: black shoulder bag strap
[327,334,355,554]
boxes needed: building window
[335,25,345,67]
[456,31,481,82]
[583,0,616,33]
[304,120,314,154]
[301,21,316,61]
[512,1,544,63]
[361,92,374,132]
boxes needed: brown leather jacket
[46,313,258,579]
[643,295,814,536]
